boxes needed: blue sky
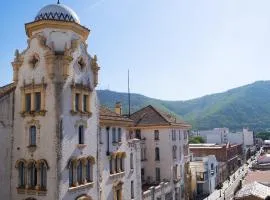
[1,0,270,100]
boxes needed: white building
[189,155,218,199]
[2,3,101,200]
[0,2,192,200]
[130,105,191,200]
[196,128,254,149]
[99,105,142,200]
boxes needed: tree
[189,136,205,144]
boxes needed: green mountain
[97,81,270,131]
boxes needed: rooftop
[130,105,191,128]
[0,83,15,99]
[235,181,270,199]
[100,106,133,124]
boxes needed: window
[112,128,116,143]
[173,166,177,179]
[110,159,113,174]
[40,162,47,190]
[179,130,181,140]
[35,92,41,111]
[180,165,183,178]
[83,94,88,112]
[78,125,84,144]
[29,126,36,146]
[25,93,31,112]
[155,147,160,161]
[69,161,74,187]
[77,160,83,184]
[18,162,25,188]
[115,157,118,173]
[184,130,188,140]
[120,157,124,171]
[172,130,176,141]
[131,181,134,199]
[86,159,92,182]
[173,146,177,159]
[179,147,182,160]
[130,153,134,169]
[156,168,160,182]
[141,168,145,182]
[110,153,125,174]
[75,93,80,111]
[118,128,122,142]
[29,162,37,189]
[154,130,159,140]
[135,129,141,139]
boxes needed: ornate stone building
[0,2,191,200]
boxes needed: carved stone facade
[0,3,191,200]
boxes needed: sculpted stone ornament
[63,44,73,79]
[91,55,100,87]
[29,54,39,69]
[12,49,24,83]
[44,51,56,79]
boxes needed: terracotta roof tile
[130,105,191,127]
[100,106,133,123]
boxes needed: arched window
[69,161,74,187]
[29,126,36,146]
[78,126,84,144]
[77,160,83,184]
[28,162,37,189]
[40,162,47,190]
[86,159,92,182]
[173,146,177,159]
[18,161,25,188]
[155,147,160,161]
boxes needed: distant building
[189,143,242,177]
[189,155,218,199]
[195,128,254,160]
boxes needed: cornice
[25,20,90,41]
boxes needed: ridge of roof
[130,105,190,127]
[0,83,16,99]
[100,106,133,123]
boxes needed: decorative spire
[57,0,60,4]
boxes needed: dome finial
[57,0,60,4]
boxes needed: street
[204,151,260,200]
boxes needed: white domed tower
[11,2,100,200]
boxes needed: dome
[35,4,80,24]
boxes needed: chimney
[115,102,122,115]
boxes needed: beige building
[130,105,191,200]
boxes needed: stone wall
[0,92,14,200]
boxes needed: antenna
[128,69,131,117]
